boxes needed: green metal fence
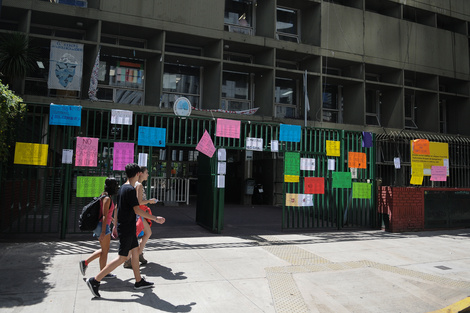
[1,102,378,236]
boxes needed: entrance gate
[0,103,377,237]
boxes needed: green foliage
[0,80,26,162]
[0,32,38,79]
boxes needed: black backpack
[78,195,107,231]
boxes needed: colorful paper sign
[285,193,313,206]
[285,152,300,176]
[216,118,241,139]
[326,140,340,157]
[332,172,352,188]
[284,175,300,183]
[411,162,424,176]
[75,137,98,167]
[412,139,430,155]
[348,152,367,169]
[304,177,324,194]
[49,104,81,126]
[246,137,263,151]
[410,175,424,185]
[111,109,133,125]
[362,132,373,148]
[279,124,301,142]
[300,158,315,171]
[76,176,106,197]
[410,141,448,176]
[14,142,48,166]
[196,130,216,158]
[352,182,371,199]
[138,153,148,167]
[430,166,447,181]
[113,142,134,171]
[62,149,73,164]
[138,126,166,147]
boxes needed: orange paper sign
[348,152,367,169]
[412,139,430,155]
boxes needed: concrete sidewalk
[1,228,470,313]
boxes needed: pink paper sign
[196,130,216,158]
[113,142,134,171]
[216,118,241,139]
[430,165,447,181]
[76,137,98,167]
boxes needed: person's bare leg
[95,255,127,282]
[130,247,142,282]
[98,235,111,270]
[138,219,152,255]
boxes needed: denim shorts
[93,222,111,238]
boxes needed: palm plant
[0,32,38,93]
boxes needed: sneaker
[79,260,87,276]
[123,259,132,269]
[139,253,148,265]
[86,277,101,298]
[134,278,154,290]
[104,273,117,279]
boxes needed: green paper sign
[352,182,371,199]
[284,152,300,176]
[332,172,352,188]
[76,176,107,197]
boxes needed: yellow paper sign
[284,175,300,183]
[410,141,448,176]
[285,193,299,206]
[326,140,340,157]
[411,162,424,176]
[410,175,423,185]
[14,142,48,166]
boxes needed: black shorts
[118,233,139,257]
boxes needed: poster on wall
[48,40,84,91]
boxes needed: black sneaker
[79,260,87,276]
[86,277,101,298]
[134,278,154,290]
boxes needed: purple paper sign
[430,165,447,181]
[113,142,134,171]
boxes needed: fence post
[60,127,73,239]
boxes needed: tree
[0,79,26,163]
[0,32,38,93]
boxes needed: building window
[224,0,254,35]
[94,55,145,105]
[276,7,299,43]
[322,85,342,123]
[275,78,297,118]
[366,89,381,126]
[404,93,418,129]
[222,71,252,111]
[161,64,200,109]
[440,100,447,133]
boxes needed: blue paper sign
[279,124,301,142]
[49,104,81,126]
[138,126,166,147]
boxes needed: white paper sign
[246,137,263,151]
[138,153,148,167]
[111,109,133,125]
[218,148,226,161]
[271,140,279,152]
[298,194,313,206]
[217,175,225,188]
[62,149,73,164]
[350,167,358,179]
[394,157,401,169]
[443,158,449,175]
[218,162,226,175]
[328,159,336,171]
[300,158,315,171]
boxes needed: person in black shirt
[86,163,165,298]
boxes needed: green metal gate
[1,102,377,237]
